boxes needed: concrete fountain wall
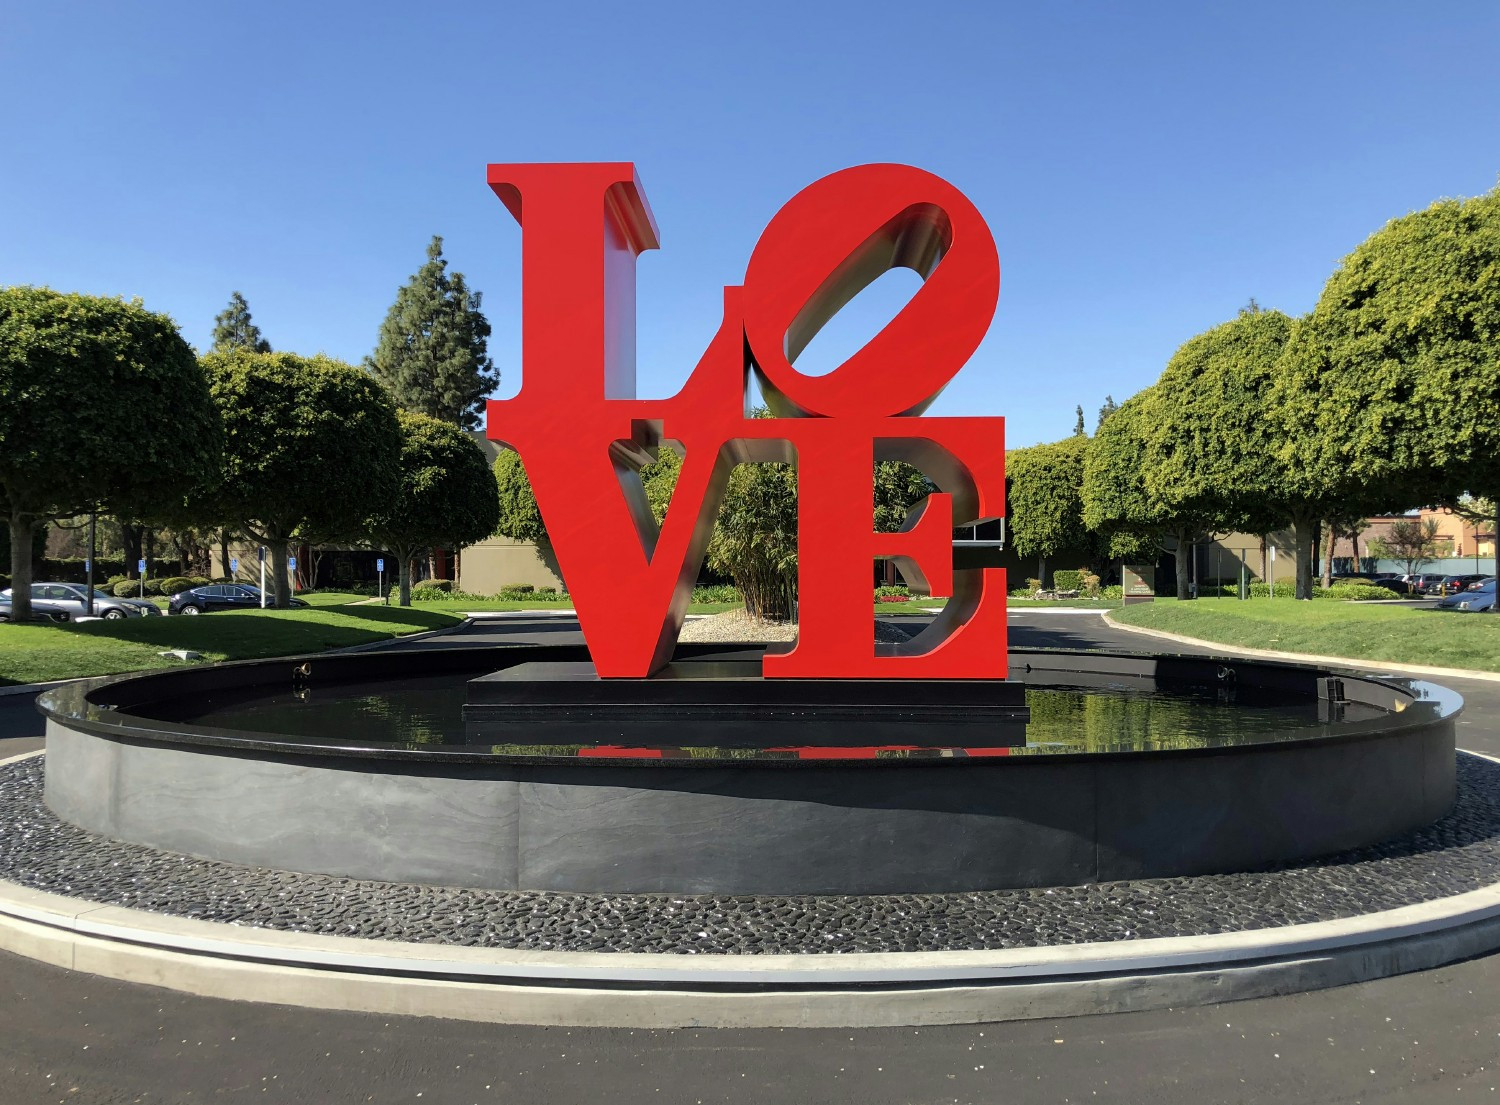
[39,647,1459,895]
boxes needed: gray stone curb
[326,617,477,653]
[1103,610,1500,684]
[5,745,1500,1028]
[0,679,74,700]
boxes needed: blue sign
[230,557,239,573]
[288,556,297,570]
[84,559,91,572]
[137,559,146,573]
[376,558,385,573]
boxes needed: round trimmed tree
[368,411,500,605]
[1273,185,1500,591]
[199,351,402,608]
[0,287,217,620]
[1082,390,1213,599]
[1146,307,1307,593]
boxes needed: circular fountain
[36,643,1458,896]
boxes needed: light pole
[85,511,97,617]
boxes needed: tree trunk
[1322,522,1336,589]
[8,511,34,622]
[120,522,143,579]
[1174,537,1192,600]
[1293,516,1316,600]
[219,530,233,580]
[399,547,413,607]
[268,536,291,608]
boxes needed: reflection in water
[141,676,1341,760]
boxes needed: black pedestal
[464,657,1028,755]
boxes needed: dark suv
[168,583,310,615]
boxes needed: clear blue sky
[3,1,1497,447]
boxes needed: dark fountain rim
[34,642,1464,770]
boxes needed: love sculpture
[485,163,1007,680]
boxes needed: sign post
[230,556,239,578]
[137,558,147,601]
[258,546,267,608]
[1268,545,1276,599]
[288,555,298,594]
[376,558,385,603]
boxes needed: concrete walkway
[0,615,1497,1103]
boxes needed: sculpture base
[463,656,1029,752]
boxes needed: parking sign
[376,558,385,572]
[137,559,146,573]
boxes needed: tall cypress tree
[366,236,498,430]
[1096,394,1119,433]
[210,292,271,353]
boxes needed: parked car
[0,582,160,620]
[1438,574,1489,595]
[1366,577,1413,596]
[1436,578,1497,612]
[168,583,309,615]
[0,595,72,623]
[1409,573,1450,595]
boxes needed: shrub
[874,585,911,601]
[111,579,146,597]
[1053,569,1084,592]
[1077,568,1101,596]
[1025,577,1043,593]
[501,582,535,594]
[536,585,558,595]
[1100,584,1123,599]
[156,576,196,595]
[1319,583,1399,601]
[1009,586,1035,598]
[691,584,740,604]
[414,579,453,594]
[188,576,212,587]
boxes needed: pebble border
[2,754,1499,955]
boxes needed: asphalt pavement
[1,612,1499,1104]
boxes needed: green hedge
[1319,583,1400,601]
[691,584,740,604]
[412,579,453,594]
[1206,581,1398,600]
[1052,569,1084,592]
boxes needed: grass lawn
[404,598,746,615]
[146,590,367,611]
[291,591,370,607]
[1112,597,1500,672]
[0,605,463,686]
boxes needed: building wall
[1336,508,1495,562]
[458,537,565,593]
